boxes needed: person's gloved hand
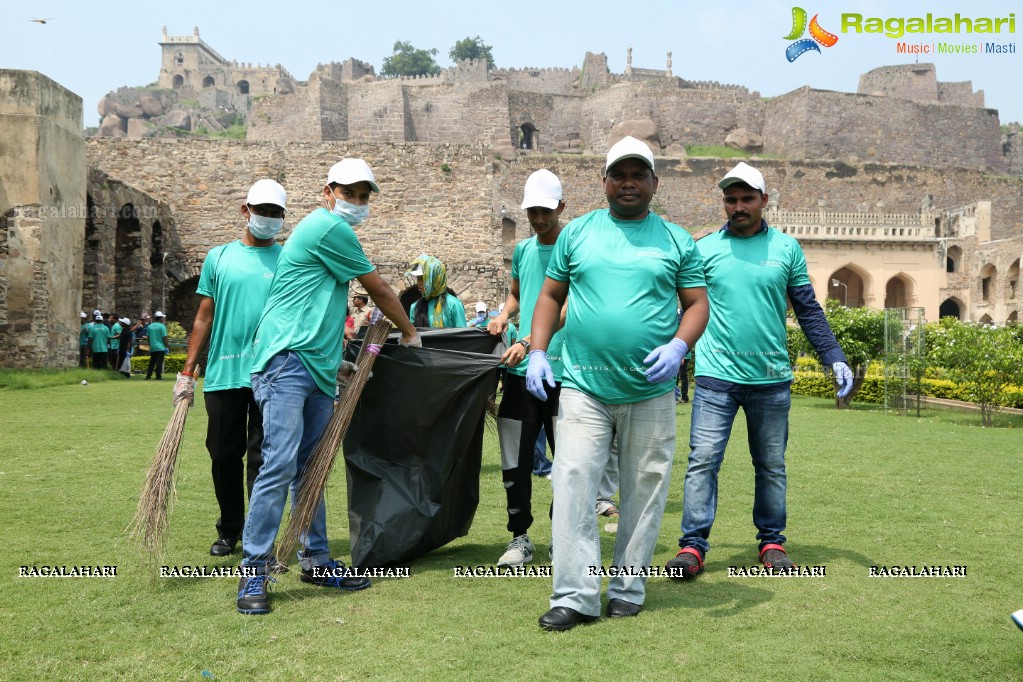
[526,350,555,401]
[832,362,854,398]
[336,361,359,386]
[643,338,688,384]
[173,372,196,407]
[400,332,422,348]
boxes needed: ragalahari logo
[784,7,839,61]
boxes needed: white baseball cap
[521,169,563,210]
[474,301,487,313]
[605,136,655,173]
[718,162,766,193]
[94,315,103,321]
[92,309,101,317]
[119,317,131,325]
[409,264,424,277]
[246,179,287,210]
[326,159,380,193]
[80,312,87,319]
[154,311,165,318]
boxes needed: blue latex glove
[832,362,854,398]
[526,350,555,401]
[643,338,688,384]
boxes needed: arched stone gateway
[939,298,963,320]
[828,265,870,308]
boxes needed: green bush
[130,354,186,374]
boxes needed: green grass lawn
[1,380,1021,680]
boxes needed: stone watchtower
[158,27,295,98]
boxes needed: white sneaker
[497,534,534,567]
[1013,609,1023,632]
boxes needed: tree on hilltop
[449,36,495,68]
[381,41,442,78]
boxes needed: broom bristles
[274,319,393,564]
[127,397,191,554]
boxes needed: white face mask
[248,214,284,240]
[331,197,370,226]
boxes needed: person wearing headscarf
[407,254,467,328]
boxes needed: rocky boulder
[608,118,660,150]
[662,143,688,158]
[139,94,165,118]
[159,110,192,131]
[724,128,765,152]
[98,114,126,137]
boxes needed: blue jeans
[551,388,676,616]
[679,383,791,556]
[242,352,335,571]
[532,426,553,476]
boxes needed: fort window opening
[237,80,250,95]
[172,74,184,89]
[519,123,536,150]
[980,264,997,302]
[202,76,215,88]
[946,245,962,273]
[1008,259,1019,300]
[175,51,184,66]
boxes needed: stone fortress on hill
[2,27,1023,368]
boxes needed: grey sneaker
[595,500,619,517]
[497,534,534,567]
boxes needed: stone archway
[150,221,166,314]
[939,297,962,320]
[172,74,184,88]
[237,80,250,95]
[115,203,143,316]
[202,76,215,88]
[884,273,915,309]
[168,275,201,331]
[828,265,869,307]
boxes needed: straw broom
[274,319,392,564]
[127,368,200,554]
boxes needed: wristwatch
[517,339,530,351]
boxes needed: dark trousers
[91,350,107,370]
[205,388,264,540]
[497,373,560,536]
[145,350,166,379]
[677,359,689,401]
[79,345,88,368]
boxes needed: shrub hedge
[790,358,1023,409]
[130,354,187,374]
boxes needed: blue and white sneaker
[300,558,371,591]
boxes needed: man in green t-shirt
[665,162,852,579]
[237,158,420,615]
[79,312,90,368]
[88,314,111,370]
[488,169,569,568]
[526,137,710,631]
[174,179,287,559]
[144,313,169,380]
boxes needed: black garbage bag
[343,328,502,567]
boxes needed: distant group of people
[78,310,169,378]
[154,140,857,630]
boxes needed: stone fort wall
[84,139,1023,321]
[763,87,1003,171]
